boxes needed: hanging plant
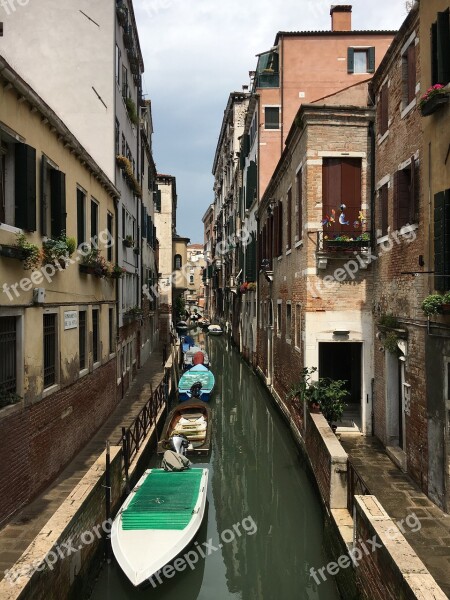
[15,233,41,271]
[115,155,142,197]
[383,331,400,354]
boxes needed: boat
[178,364,215,402]
[207,324,223,336]
[157,400,211,455]
[183,346,210,370]
[181,335,195,353]
[111,466,208,587]
[176,321,189,332]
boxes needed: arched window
[189,275,194,284]
[174,254,182,270]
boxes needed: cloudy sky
[134,0,409,243]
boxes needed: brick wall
[0,360,117,525]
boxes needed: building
[257,84,374,433]
[172,234,190,321]
[0,57,119,523]
[185,244,207,311]
[0,0,159,398]
[202,204,214,319]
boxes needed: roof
[274,29,397,44]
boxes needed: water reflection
[89,334,339,600]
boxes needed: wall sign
[64,311,78,330]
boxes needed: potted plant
[110,264,126,279]
[124,235,134,248]
[15,233,41,271]
[42,232,76,268]
[116,155,143,198]
[125,97,139,126]
[133,246,140,255]
[287,367,319,411]
[421,294,445,316]
[419,84,449,117]
[247,282,257,291]
[80,247,109,277]
[308,378,349,430]
[0,387,21,410]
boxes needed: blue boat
[178,365,215,402]
[181,335,195,353]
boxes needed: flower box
[79,264,104,278]
[324,239,370,251]
[420,92,449,116]
[0,244,26,260]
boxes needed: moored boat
[157,400,211,455]
[183,345,210,370]
[178,364,215,402]
[176,321,189,332]
[207,324,223,336]
[111,467,208,587]
[181,334,195,353]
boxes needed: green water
[90,333,340,600]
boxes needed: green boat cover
[179,367,215,391]
[121,469,203,530]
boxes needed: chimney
[330,5,352,31]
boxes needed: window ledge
[79,368,89,379]
[0,223,23,234]
[294,345,301,354]
[295,240,303,249]
[377,130,389,145]
[286,338,292,345]
[93,361,101,371]
[399,223,418,236]
[376,234,389,245]
[400,98,416,119]
[42,384,60,399]
[277,256,282,262]
[285,249,292,256]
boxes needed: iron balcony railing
[317,231,371,254]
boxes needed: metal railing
[347,459,370,515]
[317,230,371,253]
[118,367,170,488]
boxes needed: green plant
[442,292,450,305]
[81,247,109,277]
[306,378,349,424]
[116,155,142,197]
[174,295,186,319]
[67,237,77,255]
[125,306,143,317]
[419,84,447,109]
[287,367,318,404]
[110,264,126,278]
[378,313,400,329]
[15,233,41,271]
[421,294,444,316]
[124,234,134,248]
[125,97,139,126]
[0,387,21,409]
[42,232,76,266]
[383,331,400,355]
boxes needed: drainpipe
[369,120,376,250]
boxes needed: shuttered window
[245,237,256,281]
[286,188,292,250]
[264,107,280,130]
[322,158,362,233]
[91,199,98,242]
[296,170,303,241]
[107,212,113,261]
[432,10,450,86]
[141,205,147,240]
[0,316,17,395]
[15,143,36,231]
[77,189,86,246]
[92,309,100,364]
[155,189,161,212]
[378,83,389,136]
[79,311,86,371]
[379,184,389,237]
[277,201,283,256]
[434,190,450,292]
[348,47,375,74]
[43,314,57,389]
[393,159,418,230]
[246,160,257,209]
[404,42,416,105]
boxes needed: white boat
[111,467,208,587]
[207,324,223,336]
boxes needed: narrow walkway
[340,435,450,598]
[0,348,165,582]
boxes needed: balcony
[316,231,371,269]
[255,71,280,89]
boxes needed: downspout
[280,36,284,156]
[369,119,376,250]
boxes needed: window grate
[43,314,56,388]
[0,316,16,393]
[79,311,86,370]
[93,309,99,364]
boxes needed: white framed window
[294,303,302,351]
[92,307,100,366]
[264,106,280,130]
[43,310,59,392]
[277,300,282,337]
[286,301,292,343]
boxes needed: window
[402,41,416,106]
[43,314,57,389]
[79,311,86,371]
[0,316,17,395]
[378,82,389,136]
[273,201,283,257]
[122,65,128,99]
[286,302,292,341]
[322,158,362,234]
[264,107,280,130]
[189,275,194,284]
[91,199,98,242]
[115,119,120,156]
[0,140,36,230]
[92,309,100,364]
[246,160,257,209]
[109,308,114,356]
[348,47,375,74]
[115,45,121,86]
[121,133,126,157]
[379,183,389,237]
[434,189,450,292]
[77,188,86,247]
[277,301,282,336]
[394,159,418,230]
[286,188,292,250]
[296,170,303,241]
[174,254,182,270]
[41,157,66,238]
[295,304,301,349]
[431,10,450,86]
[107,212,113,261]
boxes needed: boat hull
[178,365,215,403]
[157,400,211,455]
[111,468,208,587]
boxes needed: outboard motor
[169,433,189,456]
[190,381,203,399]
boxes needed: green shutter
[245,237,256,281]
[434,190,450,291]
[40,155,48,236]
[15,143,37,231]
[246,160,257,209]
[437,11,450,84]
[155,189,161,212]
[153,225,156,250]
[141,205,147,239]
[431,22,439,85]
[347,48,354,74]
[368,47,375,73]
[147,215,151,244]
[50,169,66,238]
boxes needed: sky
[134,0,409,244]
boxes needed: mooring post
[105,440,112,561]
[122,426,130,494]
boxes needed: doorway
[319,342,362,429]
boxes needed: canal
[90,331,340,600]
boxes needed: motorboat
[183,346,210,370]
[178,364,215,402]
[207,324,223,336]
[157,400,211,456]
